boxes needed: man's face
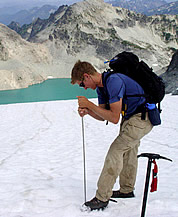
[76,74,96,90]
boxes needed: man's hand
[78,108,89,117]
[77,96,122,124]
[77,96,91,108]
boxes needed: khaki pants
[96,113,153,202]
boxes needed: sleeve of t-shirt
[106,76,125,104]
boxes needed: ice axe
[138,153,172,217]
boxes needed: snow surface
[0,94,177,217]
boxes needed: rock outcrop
[0,24,53,90]
[161,50,178,94]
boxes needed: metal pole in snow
[82,117,87,203]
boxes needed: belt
[125,103,146,120]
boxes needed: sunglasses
[79,80,85,87]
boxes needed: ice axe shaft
[140,158,152,217]
[138,153,172,217]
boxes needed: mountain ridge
[0,0,177,91]
[20,0,177,63]
[106,0,178,15]
[0,5,58,26]
[146,1,178,16]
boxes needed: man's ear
[83,73,90,79]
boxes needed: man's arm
[78,104,105,121]
[77,96,122,124]
[88,104,106,121]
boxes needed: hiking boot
[83,197,109,211]
[111,190,135,198]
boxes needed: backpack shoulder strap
[101,69,114,87]
[102,69,147,120]
[103,69,146,99]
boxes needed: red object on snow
[150,160,158,192]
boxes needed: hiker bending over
[71,60,153,211]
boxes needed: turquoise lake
[0,78,97,105]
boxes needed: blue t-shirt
[96,72,146,119]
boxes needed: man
[71,60,153,211]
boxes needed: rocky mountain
[0,5,58,26]
[145,1,178,16]
[0,0,178,90]
[17,0,177,64]
[106,0,167,14]
[7,22,21,33]
[0,24,53,90]
[106,0,178,15]
[161,50,178,94]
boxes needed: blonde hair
[71,60,97,84]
